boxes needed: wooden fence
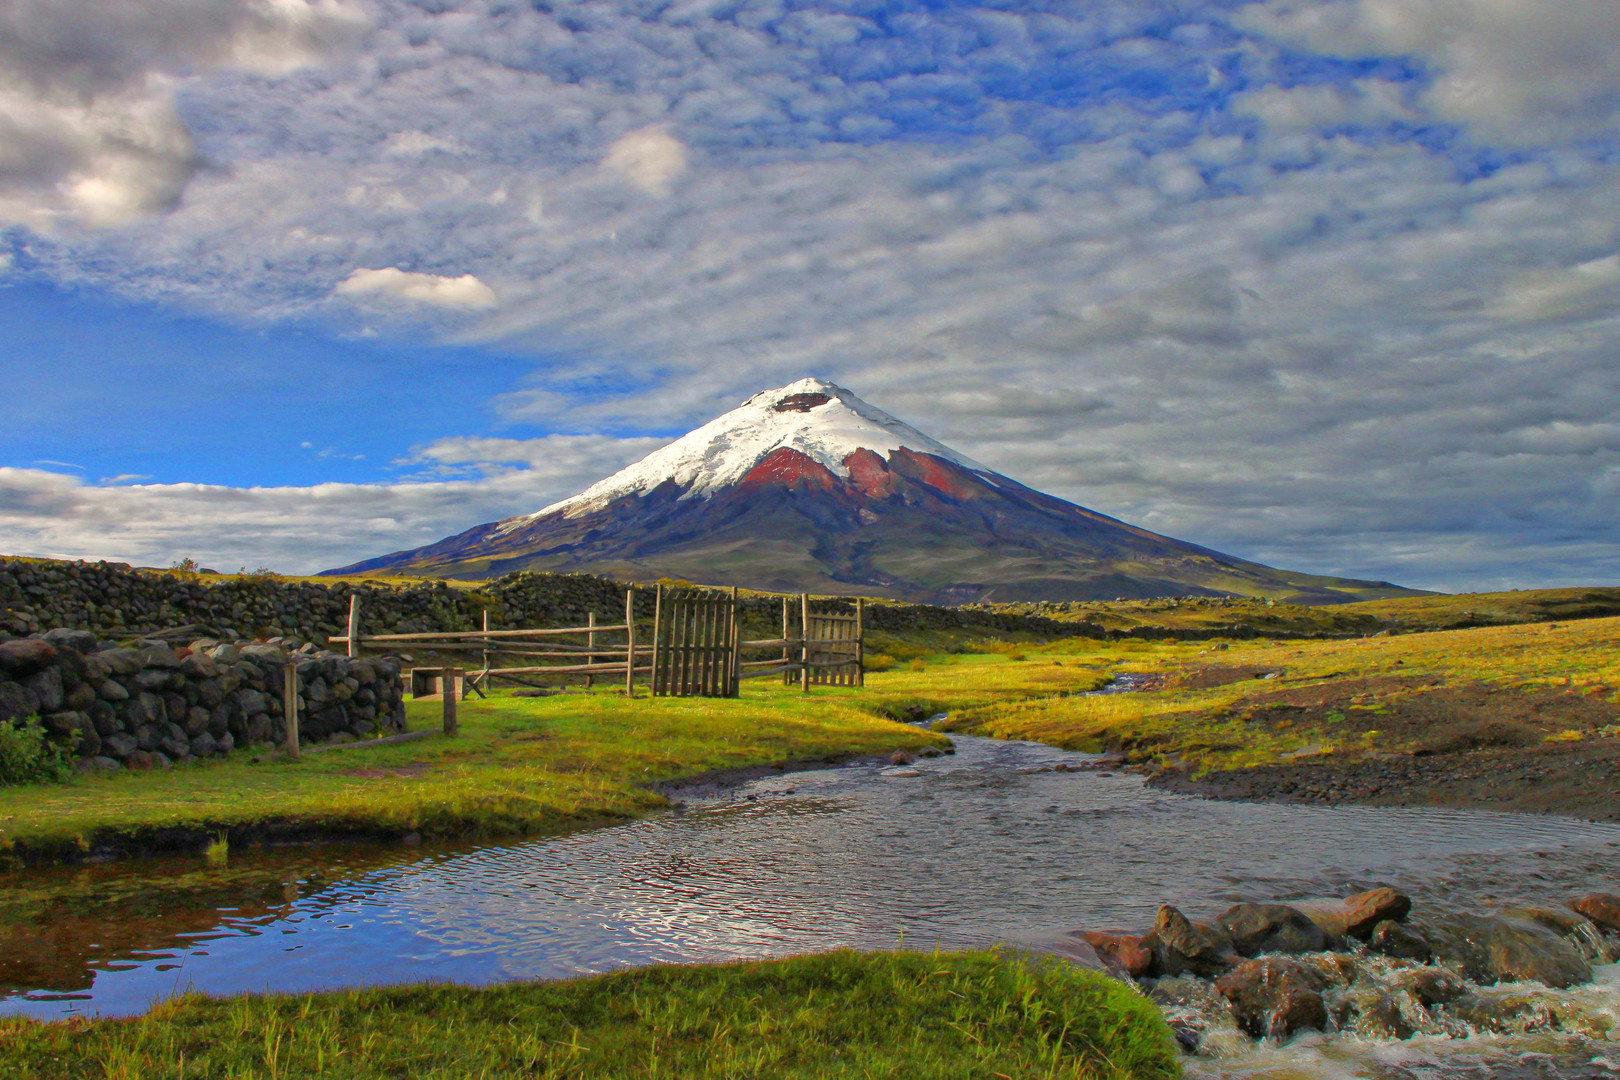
[329,586,864,702]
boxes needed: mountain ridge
[325,379,1420,605]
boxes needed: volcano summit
[327,379,1412,604]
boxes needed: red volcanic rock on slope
[325,379,1416,604]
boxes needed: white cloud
[602,127,688,197]
[0,0,366,228]
[5,1,1620,590]
[1237,0,1620,146]
[382,131,472,157]
[1490,255,1620,324]
[0,429,670,573]
[1233,78,1418,132]
[336,267,498,309]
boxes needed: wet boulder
[1572,894,1620,933]
[1443,992,1558,1034]
[1291,887,1411,940]
[1218,903,1329,956]
[1141,905,1239,977]
[1392,966,1467,1008]
[1426,914,1591,988]
[1368,919,1431,962]
[1347,991,1414,1040]
[1076,931,1154,977]
[1214,956,1330,1040]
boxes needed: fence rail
[330,586,864,701]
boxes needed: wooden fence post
[442,667,459,735]
[585,611,596,689]
[282,662,300,759]
[856,598,865,688]
[346,594,361,659]
[482,610,492,690]
[729,586,741,697]
[781,595,790,686]
[624,586,637,698]
[651,585,664,697]
[800,593,811,693]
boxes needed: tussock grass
[0,949,1178,1080]
[940,617,1620,774]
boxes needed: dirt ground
[1147,665,1620,822]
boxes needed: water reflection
[3,734,1618,1028]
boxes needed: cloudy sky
[2,0,1618,591]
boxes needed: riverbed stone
[1292,888,1411,940]
[1218,903,1328,956]
[1368,919,1431,961]
[1426,914,1591,988]
[1077,931,1154,977]
[1214,956,1330,1039]
[1393,966,1467,1008]
[1571,894,1620,933]
[1142,905,1238,977]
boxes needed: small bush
[0,716,77,786]
[863,652,897,672]
[908,659,926,672]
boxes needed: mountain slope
[325,379,1418,604]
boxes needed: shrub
[863,652,897,672]
[908,659,926,672]
[0,715,77,786]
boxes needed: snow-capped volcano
[327,379,1415,605]
[523,378,986,522]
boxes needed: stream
[3,729,1618,1078]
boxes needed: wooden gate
[651,588,739,697]
[805,608,863,687]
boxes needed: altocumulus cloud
[2,0,1619,590]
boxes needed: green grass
[0,684,950,861]
[0,949,1178,1080]
[940,616,1620,774]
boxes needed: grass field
[941,616,1620,775]
[7,614,1617,860]
[0,684,951,862]
[0,949,1178,1080]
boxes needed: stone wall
[0,629,404,771]
[0,558,1115,644]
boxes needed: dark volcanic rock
[1572,894,1620,933]
[1214,956,1330,1039]
[0,638,56,676]
[1426,914,1591,988]
[1367,919,1431,962]
[1292,888,1411,940]
[1218,903,1329,956]
[1141,905,1238,977]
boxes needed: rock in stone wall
[0,628,405,771]
[0,558,1120,645]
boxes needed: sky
[1,0,1618,592]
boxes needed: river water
[4,731,1619,1078]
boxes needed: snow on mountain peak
[520,378,988,522]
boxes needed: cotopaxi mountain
[326,379,1415,604]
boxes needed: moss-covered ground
[0,949,1178,1080]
